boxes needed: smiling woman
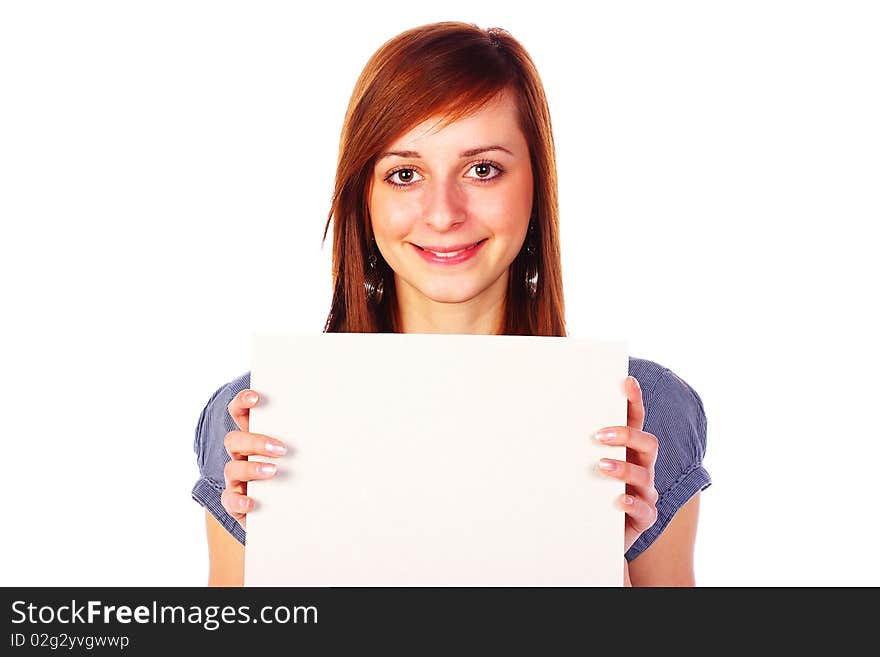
[369,90,534,332]
[191,21,710,587]
[323,22,564,336]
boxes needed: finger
[227,389,260,432]
[223,430,287,460]
[221,487,253,519]
[620,493,658,533]
[593,426,658,467]
[597,458,653,490]
[224,460,278,491]
[625,376,645,431]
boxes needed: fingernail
[594,429,617,442]
[623,495,635,505]
[630,376,640,390]
[258,463,276,476]
[598,459,618,472]
[266,441,287,455]
[244,392,258,404]
[238,497,251,509]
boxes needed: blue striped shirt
[191,356,711,562]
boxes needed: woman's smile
[411,238,488,264]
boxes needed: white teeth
[424,241,482,258]
[428,248,466,258]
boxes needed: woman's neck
[395,273,507,335]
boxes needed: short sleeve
[191,372,252,546]
[625,367,711,562]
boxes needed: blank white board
[244,332,627,586]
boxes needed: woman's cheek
[375,198,425,238]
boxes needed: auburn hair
[322,21,566,336]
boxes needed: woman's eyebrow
[460,145,514,158]
[377,145,514,162]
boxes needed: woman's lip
[411,238,487,265]
[413,239,486,253]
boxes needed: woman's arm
[205,511,245,586]
[627,492,701,586]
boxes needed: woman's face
[368,90,534,312]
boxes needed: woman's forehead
[385,92,523,151]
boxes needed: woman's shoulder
[628,356,706,422]
[626,356,708,460]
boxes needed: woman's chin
[416,281,486,305]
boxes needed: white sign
[244,332,627,586]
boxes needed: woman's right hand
[221,388,287,529]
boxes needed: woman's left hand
[594,375,660,554]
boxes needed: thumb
[226,389,259,432]
[625,376,645,431]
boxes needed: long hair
[322,21,566,336]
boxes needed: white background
[1,1,877,586]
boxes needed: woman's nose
[422,176,467,231]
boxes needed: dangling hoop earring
[364,238,385,305]
[524,218,539,300]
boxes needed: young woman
[191,21,711,587]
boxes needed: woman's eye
[387,168,423,186]
[385,162,503,187]
[465,162,502,181]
